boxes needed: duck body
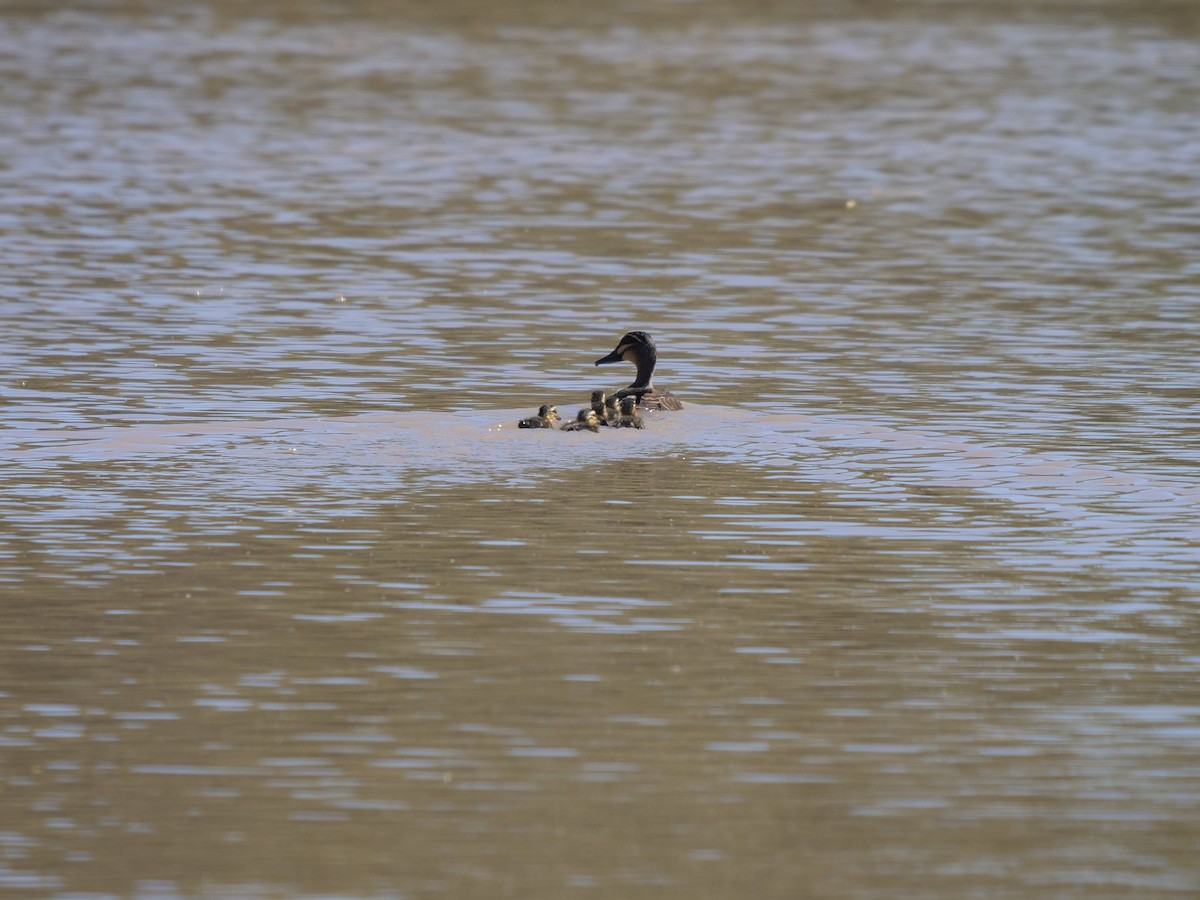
[594,330,683,411]
[517,404,560,429]
[561,408,601,433]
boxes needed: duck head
[595,331,658,389]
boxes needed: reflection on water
[2,0,1200,897]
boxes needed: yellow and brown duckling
[589,390,613,426]
[517,404,560,429]
[594,330,683,411]
[603,394,621,425]
[560,408,601,433]
[615,396,644,429]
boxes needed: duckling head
[539,404,560,422]
[620,397,639,415]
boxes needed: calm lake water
[2,1,1199,897]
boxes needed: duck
[560,408,601,433]
[517,404,560,429]
[603,394,621,425]
[615,396,644,429]
[589,390,613,426]
[594,331,683,411]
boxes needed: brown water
[3,1,1200,897]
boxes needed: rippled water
[3,1,1200,897]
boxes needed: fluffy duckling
[560,408,601,433]
[517,404,560,429]
[615,396,644,429]
[594,330,683,411]
[603,394,621,425]
[589,390,612,426]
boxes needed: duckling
[615,396,644,429]
[560,408,600,433]
[603,394,622,425]
[517,404,559,429]
[589,390,612,426]
[594,330,683,411]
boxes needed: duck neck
[627,346,656,390]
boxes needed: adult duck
[594,331,683,411]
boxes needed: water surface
[2,1,1199,897]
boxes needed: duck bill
[595,348,623,366]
